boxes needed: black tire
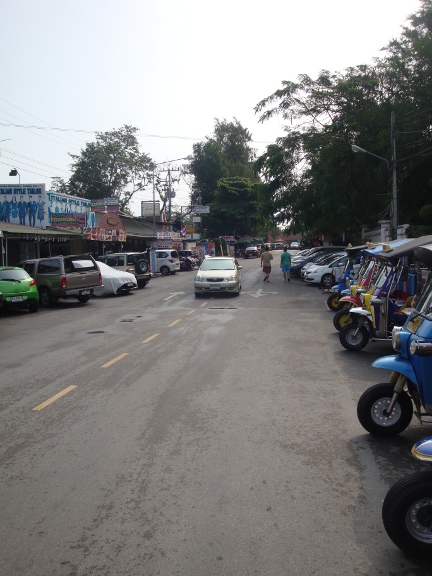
[28,301,39,313]
[333,309,354,332]
[137,280,147,288]
[382,471,432,557]
[321,273,334,288]
[194,292,201,298]
[38,287,52,308]
[77,295,90,303]
[160,266,170,276]
[357,383,413,435]
[336,300,351,311]
[135,259,149,274]
[327,293,340,311]
[339,322,369,351]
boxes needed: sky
[0,0,422,214]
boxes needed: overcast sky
[0,0,422,212]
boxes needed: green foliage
[68,125,154,212]
[254,0,432,239]
[188,119,268,238]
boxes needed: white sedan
[94,261,138,296]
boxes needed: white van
[155,249,180,275]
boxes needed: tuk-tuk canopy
[377,235,432,262]
[415,243,432,270]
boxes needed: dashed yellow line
[101,353,129,368]
[200,301,208,307]
[168,319,182,327]
[32,385,77,411]
[143,333,160,343]
[186,309,196,315]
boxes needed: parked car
[303,252,361,288]
[19,254,102,307]
[290,246,346,277]
[272,242,285,250]
[290,241,300,249]
[0,266,39,312]
[93,261,137,296]
[194,256,242,296]
[244,246,260,259]
[97,252,151,288]
[155,249,180,275]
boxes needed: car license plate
[210,285,220,290]
[80,289,91,295]
[11,296,23,302]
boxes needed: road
[0,253,429,575]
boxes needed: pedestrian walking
[260,245,273,282]
[280,245,291,282]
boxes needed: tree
[254,0,432,240]
[204,177,260,238]
[68,125,154,212]
[189,118,257,206]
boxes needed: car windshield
[200,259,236,271]
[0,269,30,281]
[315,252,344,265]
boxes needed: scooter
[382,435,432,557]
[338,237,432,351]
[356,242,432,436]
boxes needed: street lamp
[351,144,397,239]
[9,167,20,184]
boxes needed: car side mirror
[237,265,243,270]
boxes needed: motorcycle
[382,434,432,557]
[179,256,197,271]
[339,237,431,351]
[356,241,432,436]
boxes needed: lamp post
[9,167,20,184]
[351,142,397,239]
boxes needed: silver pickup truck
[19,254,102,307]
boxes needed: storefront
[0,222,84,266]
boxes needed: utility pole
[391,111,398,240]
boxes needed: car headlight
[224,275,236,281]
[195,275,206,282]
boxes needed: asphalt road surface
[0,253,430,575]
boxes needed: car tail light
[98,272,102,285]
[168,259,174,263]
[60,276,67,290]
[30,279,36,287]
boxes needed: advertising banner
[0,184,46,228]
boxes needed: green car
[0,266,40,313]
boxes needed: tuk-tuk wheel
[333,309,354,332]
[357,383,413,435]
[327,293,340,311]
[382,471,432,557]
[339,323,369,351]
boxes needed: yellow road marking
[143,333,160,343]
[101,352,129,368]
[168,319,181,327]
[32,385,77,411]
[200,301,208,307]
[186,310,196,315]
